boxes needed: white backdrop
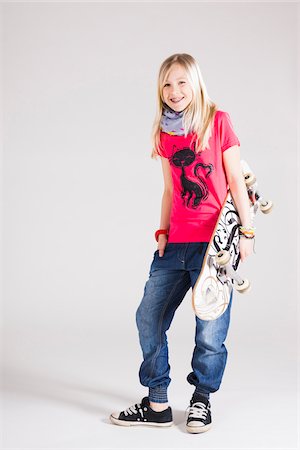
[1,2,298,449]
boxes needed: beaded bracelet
[239,225,256,239]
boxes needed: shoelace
[123,402,144,418]
[185,401,209,420]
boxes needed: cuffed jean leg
[187,270,234,397]
[136,268,191,403]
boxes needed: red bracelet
[155,229,169,242]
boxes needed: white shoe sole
[110,414,173,427]
[186,422,212,433]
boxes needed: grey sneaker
[110,396,173,427]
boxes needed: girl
[110,53,254,433]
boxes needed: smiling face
[162,63,193,112]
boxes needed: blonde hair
[151,53,218,159]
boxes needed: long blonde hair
[151,53,218,159]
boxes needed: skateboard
[192,159,273,321]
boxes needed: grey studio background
[0,2,298,449]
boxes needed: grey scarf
[160,103,186,135]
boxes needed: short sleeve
[218,111,241,152]
[157,145,167,158]
[157,133,168,158]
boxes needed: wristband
[155,229,169,242]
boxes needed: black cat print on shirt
[170,142,214,209]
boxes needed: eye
[164,83,170,87]
[179,81,186,84]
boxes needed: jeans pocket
[154,243,169,259]
[156,249,167,258]
[154,249,161,258]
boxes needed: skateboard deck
[192,159,272,321]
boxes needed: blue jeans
[135,242,233,403]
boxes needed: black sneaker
[110,396,173,427]
[186,394,212,433]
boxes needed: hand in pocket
[157,234,168,257]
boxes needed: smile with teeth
[171,97,184,103]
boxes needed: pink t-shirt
[158,110,241,243]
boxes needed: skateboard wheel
[260,199,273,214]
[235,278,251,293]
[215,250,230,266]
[244,172,256,187]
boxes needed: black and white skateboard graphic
[192,160,273,321]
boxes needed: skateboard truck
[215,250,251,293]
[244,172,273,214]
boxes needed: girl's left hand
[239,237,254,263]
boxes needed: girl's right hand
[157,234,168,257]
